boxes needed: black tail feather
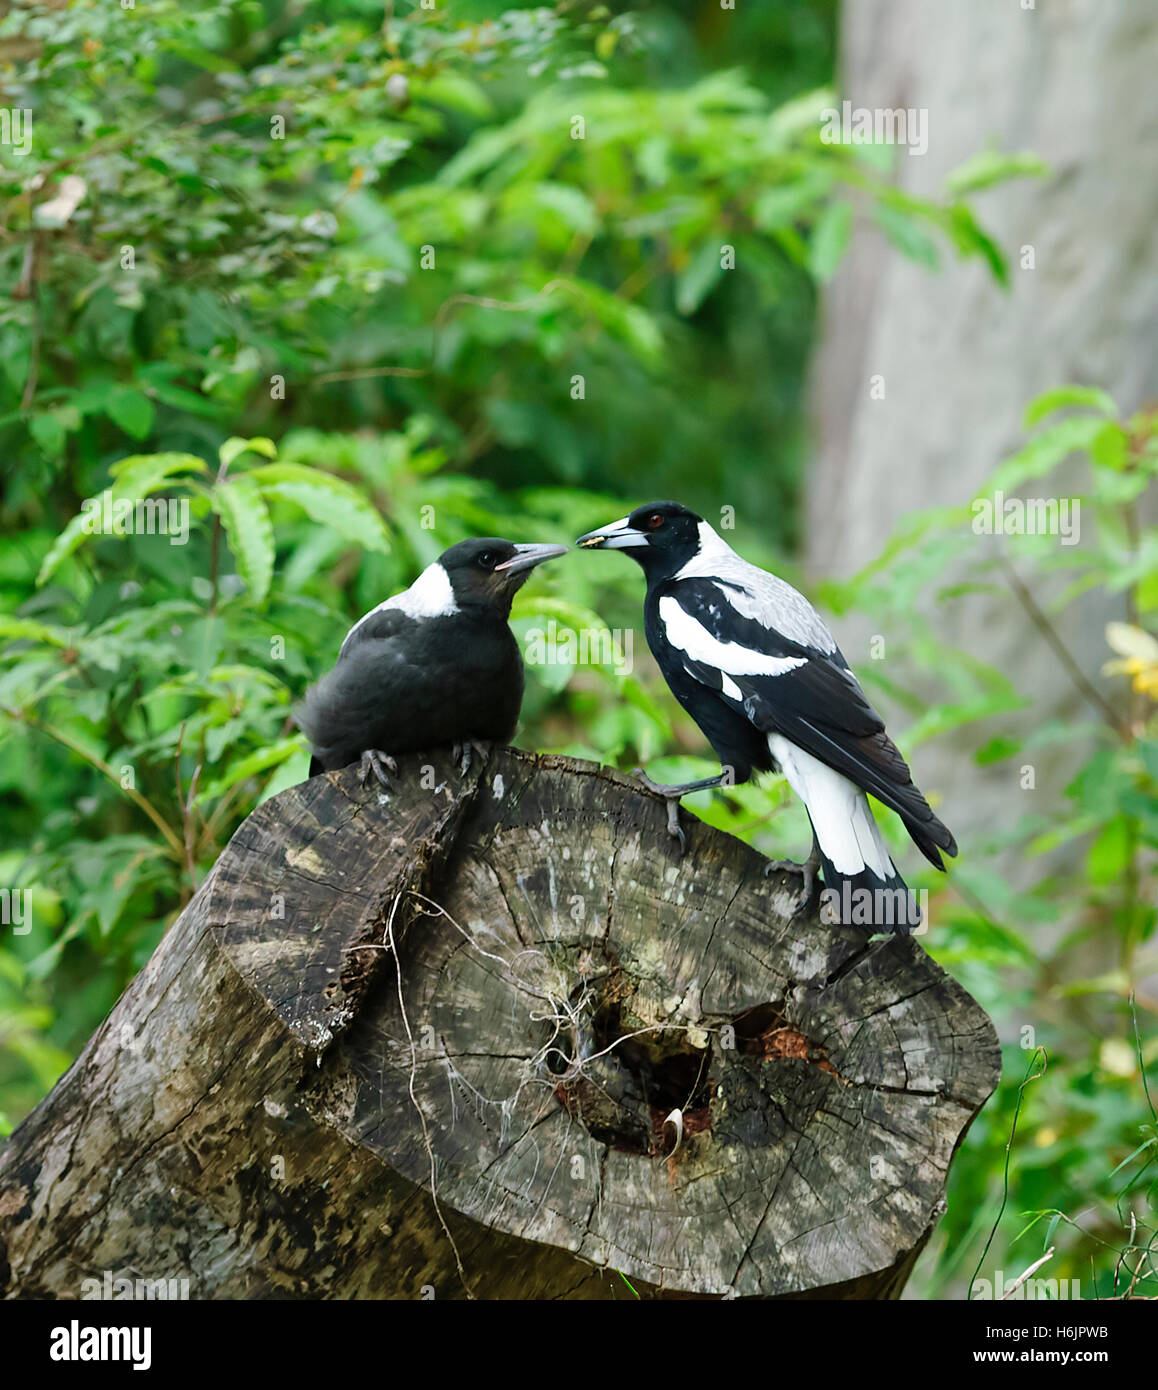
[811,824,924,936]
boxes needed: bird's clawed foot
[764,840,822,917]
[358,748,398,790]
[631,768,728,800]
[664,798,687,855]
[452,740,491,777]
[630,767,730,857]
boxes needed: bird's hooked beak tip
[576,519,649,551]
[494,542,569,575]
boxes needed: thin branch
[2,704,185,859]
[999,555,1130,738]
[968,1046,1048,1299]
[1001,1246,1055,1299]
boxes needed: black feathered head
[575,501,705,577]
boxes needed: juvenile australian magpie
[297,538,566,784]
[576,502,956,931]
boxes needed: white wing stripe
[658,596,807,678]
[673,521,837,653]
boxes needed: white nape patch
[338,562,458,657]
[768,734,894,879]
[658,596,807,677]
[391,561,458,618]
[693,519,737,562]
[675,521,838,654]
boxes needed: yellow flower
[1103,622,1158,699]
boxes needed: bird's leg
[631,770,731,855]
[452,740,491,777]
[632,770,731,799]
[764,834,822,917]
[358,748,398,790]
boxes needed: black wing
[663,579,957,866]
[337,601,412,662]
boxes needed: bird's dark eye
[646,512,665,530]
[477,551,496,569]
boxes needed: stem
[1000,556,1131,740]
[209,513,221,615]
[2,705,185,860]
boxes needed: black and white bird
[576,502,956,931]
[297,538,566,784]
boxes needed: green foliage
[1,0,1016,540]
[824,386,1158,1299]
[4,0,1115,1308]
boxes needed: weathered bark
[0,749,999,1299]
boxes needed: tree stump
[0,748,999,1299]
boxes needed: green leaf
[220,436,277,471]
[945,150,1048,196]
[675,241,724,316]
[987,415,1106,494]
[198,737,304,802]
[106,388,156,440]
[1089,421,1129,470]
[751,178,824,231]
[1137,570,1158,614]
[252,465,389,552]
[808,199,853,282]
[36,454,207,586]
[107,452,209,489]
[975,736,1022,766]
[211,475,275,605]
[944,203,1008,287]
[872,202,939,269]
[0,616,73,647]
[29,413,66,457]
[1024,386,1118,428]
[1086,816,1131,886]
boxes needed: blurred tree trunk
[806,0,1158,854]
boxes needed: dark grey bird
[576,501,956,932]
[298,538,566,784]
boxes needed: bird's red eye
[647,512,665,530]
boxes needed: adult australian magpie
[297,538,566,784]
[576,502,956,931]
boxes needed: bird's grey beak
[576,517,649,550]
[494,542,568,575]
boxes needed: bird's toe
[453,740,490,777]
[763,856,818,916]
[358,749,397,789]
[665,799,687,855]
[633,767,673,798]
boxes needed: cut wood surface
[0,748,1000,1299]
